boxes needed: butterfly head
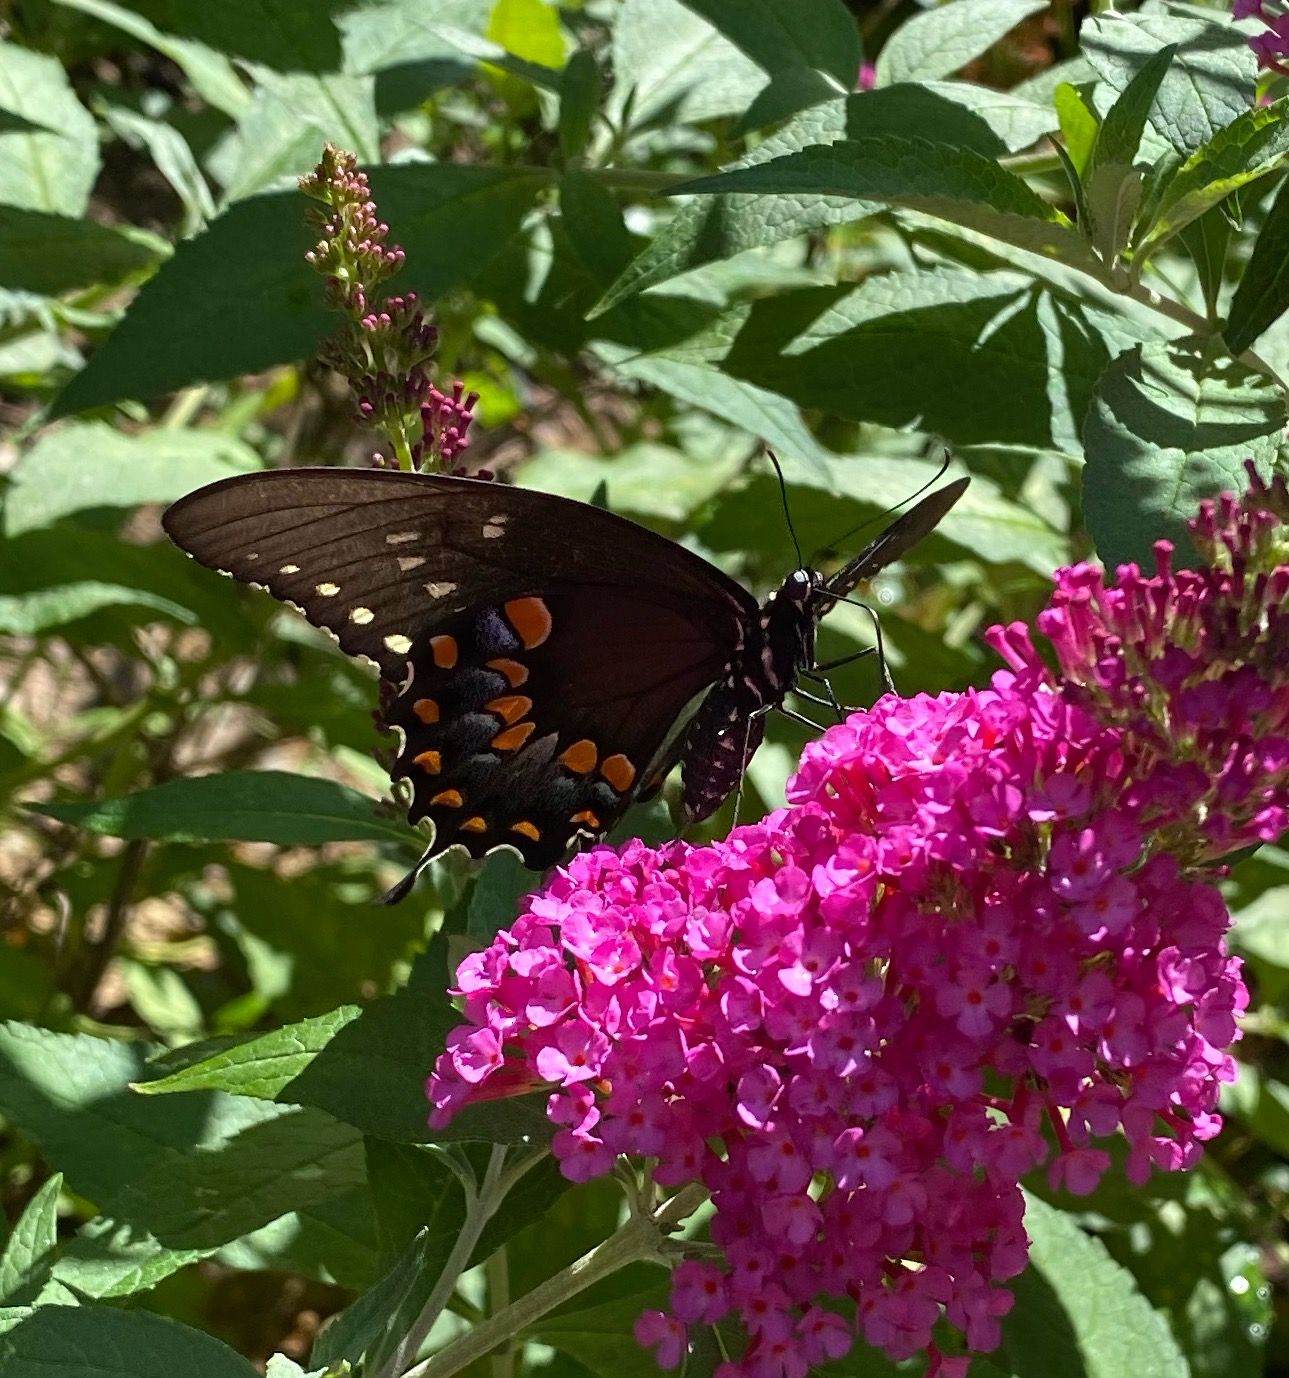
[781,567,822,605]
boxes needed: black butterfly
[162,468,967,903]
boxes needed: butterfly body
[680,568,823,822]
[162,467,966,901]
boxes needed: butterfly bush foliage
[10,1,1289,1376]
[429,469,1289,1376]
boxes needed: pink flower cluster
[427,472,1289,1375]
[1235,0,1289,71]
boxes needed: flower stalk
[402,1183,708,1378]
[300,145,478,472]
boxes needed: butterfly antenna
[807,449,954,568]
[765,449,805,568]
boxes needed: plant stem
[400,1182,709,1378]
[376,1145,509,1378]
[486,1246,512,1378]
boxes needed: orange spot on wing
[413,750,441,774]
[504,597,552,649]
[492,721,536,751]
[570,809,601,829]
[560,739,598,774]
[461,815,488,833]
[431,789,463,808]
[487,658,529,687]
[600,753,636,792]
[430,635,458,668]
[510,820,541,841]
[485,694,533,725]
[413,698,440,724]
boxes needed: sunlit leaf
[1082,338,1285,567]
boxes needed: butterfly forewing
[824,476,969,597]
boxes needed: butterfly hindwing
[386,586,737,867]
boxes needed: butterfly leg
[791,684,838,710]
[797,672,847,723]
[809,649,874,674]
[730,712,757,829]
[776,705,828,732]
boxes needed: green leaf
[1226,173,1289,352]
[596,338,835,481]
[1082,12,1255,157]
[0,582,196,634]
[99,104,216,237]
[97,0,351,73]
[701,451,1063,578]
[672,136,1087,266]
[463,848,537,941]
[50,0,250,117]
[4,421,259,536]
[679,0,861,88]
[733,66,839,134]
[488,0,566,70]
[0,41,99,216]
[592,86,1055,314]
[560,171,633,286]
[1003,1195,1191,1377]
[310,1225,435,1368]
[518,443,740,523]
[52,1218,207,1301]
[1054,82,1098,178]
[0,1305,261,1378]
[529,1287,671,1378]
[610,0,766,128]
[1179,204,1232,325]
[874,0,1046,87]
[222,73,379,202]
[401,22,563,93]
[1084,163,1143,267]
[1090,45,1177,177]
[221,864,425,1021]
[0,1175,61,1306]
[1082,338,1286,568]
[32,771,415,846]
[0,207,165,294]
[53,164,550,415]
[138,945,548,1146]
[0,1023,267,1205]
[278,941,547,1144]
[1136,101,1289,254]
[1080,44,1178,264]
[103,1107,365,1251]
[214,1185,376,1289]
[0,1025,372,1291]
[559,48,601,164]
[137,1008,363,1100]
[719,266,1154,453]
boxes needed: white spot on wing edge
[384,633,413,655]
[316,582,340,597]
[425,581,458,598]
[482,523,504,539]
[350,606,375,625]
[279,563,300,574]
[386,531,419,545]
[397,555,426,572]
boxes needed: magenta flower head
[426,469,1289,1374]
